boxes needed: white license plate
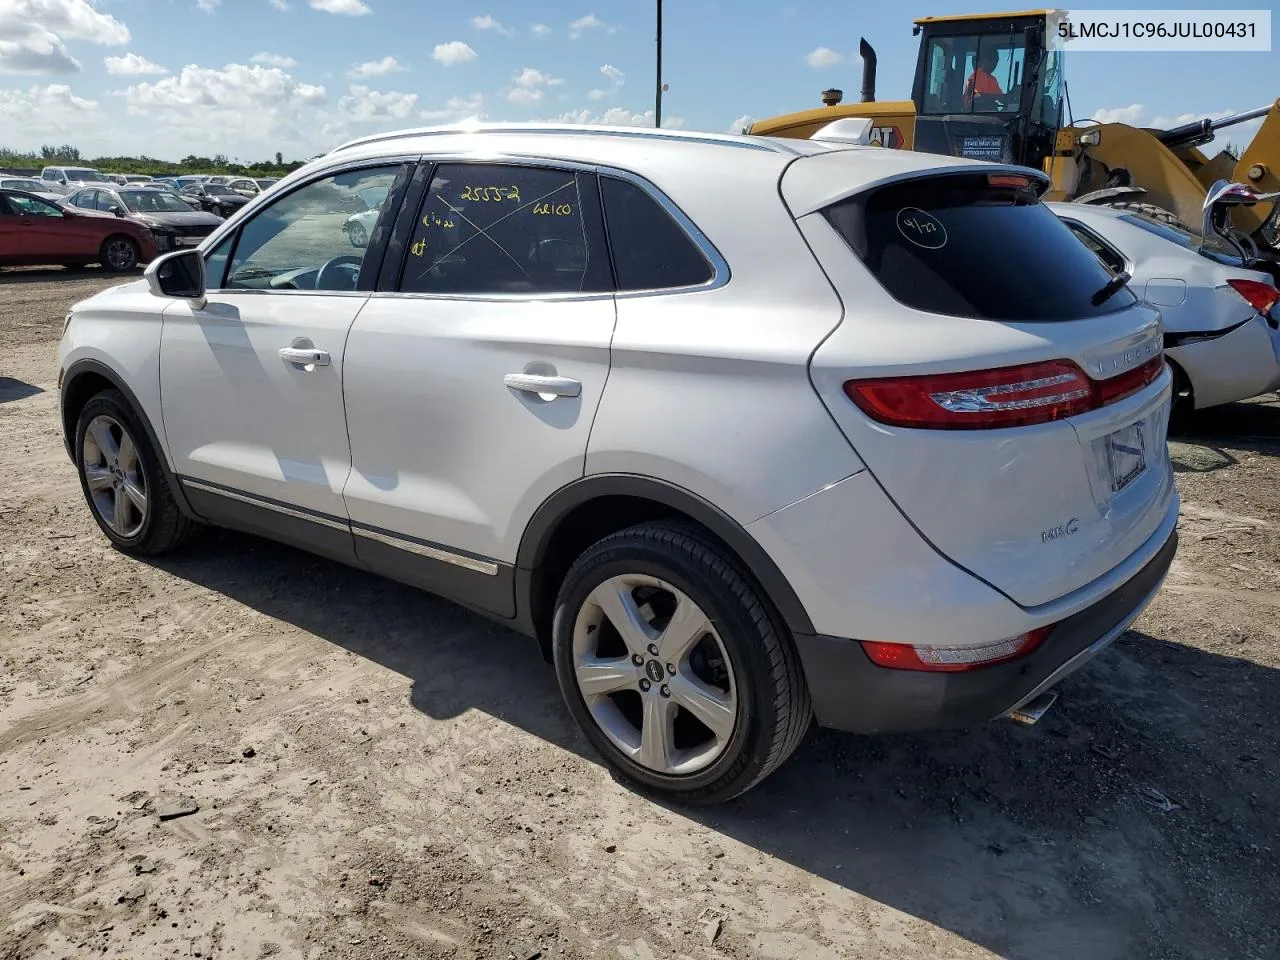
[1105,422,1147,493]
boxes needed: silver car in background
[1050,203,1280,416]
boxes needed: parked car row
[11,166,280,201]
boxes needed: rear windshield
[1117,213,1245,267]
[825,174,1137,322]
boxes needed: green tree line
[0,145,307,178]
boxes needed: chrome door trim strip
[181,478,350,531]
[351,525,499,576]
[180,476,500,576]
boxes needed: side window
[95,191,117,212]
[399,163,611,296]
[224,165,401,292]
[600,176,714,291]
[204,233,233,289]
[1063,221,1127,274]
[42,170,56,181]
[68,190,92,209]
[8,195,63,217]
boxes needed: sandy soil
[1,267,1278,960]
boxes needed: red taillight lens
[1226,278,1280,315]
[845,355,1164,430]
[861,627,1052,673]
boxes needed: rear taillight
[845,356,1164,430]
[1226,278,1280,315]
[861,627,1052,673]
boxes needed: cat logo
[868,125,904,149]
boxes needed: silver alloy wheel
[104,237,136,270]
[82,415,147,539]
[348,223,368,248]
[572,574,737,775]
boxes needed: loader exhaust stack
[859,38,877,102]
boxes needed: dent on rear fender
[1167,316,1280,410]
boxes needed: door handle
[279,347,331,367]
[503,373,581,398]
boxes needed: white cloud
[0,83,102,140]
[104,53,168,76]
[507,87,543,106]
[0,0,130,75]
[805,46,841,68]
[251,52,298,67]
[531,23,552,38]
[569,13,607,38]
[197,0,220,12]
[348,55,406,78]
[470,14,513,36]
[339,84,417,121]
[432,41,476,66]
[269,0,290,9]
[120,63,328,154]
[420,91,484,121]
[513,67,563,88]
[309,0,370,15]
[729,114,755,134]
[587,63,624,102]
[554,106,685,129]
[1091,103,1143,125]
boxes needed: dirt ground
[1,267,1277,960]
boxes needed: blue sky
[0,0,1274,162]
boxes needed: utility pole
[655,0,663,128]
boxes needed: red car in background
[0,189,157,271]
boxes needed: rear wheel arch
[516,475,816,653]
[60,359,198,520]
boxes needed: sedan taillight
[1226,278,1280,315]
[845,356,1163,430]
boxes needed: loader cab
[910,11,1062,171]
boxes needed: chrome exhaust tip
[1006,690,1058,726]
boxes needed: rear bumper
[794,526,1178,734]
[1166,313,1280,410]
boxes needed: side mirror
[145,249,206,307]
[109,205,124,217]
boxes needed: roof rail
[326,122,789,156]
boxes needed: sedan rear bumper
[793,526,1178,734]
[1167,313,1280,410]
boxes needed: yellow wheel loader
[747,9,1280,257]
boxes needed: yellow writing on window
[533,202,573,216]
[410,238,426,256]
[421,213,455,228]
[459,185,522,202]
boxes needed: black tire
[1100,201,1189,230]
[552,521,812,805]
[1166,359,1195,432]
[74,388,198,555]
[99,235,140,272]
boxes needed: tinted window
[1062,220,1127,274]
[1116,213,1245,267]
[7,194,63,217]
[399,163,611,295]
[95,191,119,212]
[825,174,1136,322]
[68,190,95,209]
[225,165,400,292]
[600,177,713,291]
